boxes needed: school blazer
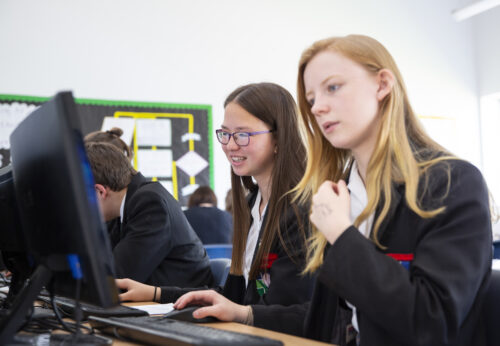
[253,159,492,346]
[159,190,315,306]
[108,173,214,288]
[222,190,315,306]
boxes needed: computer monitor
[0,165,33,309]
[0,92,119,342]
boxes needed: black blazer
[253,160,492,346]
[184,206,233,244]
[160,190,315,306]
[108,173,214,288]
[222,190,315,306]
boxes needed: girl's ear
[376,69,395,101]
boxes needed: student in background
[84,127,132,237]
[184,185,233,244]
[117,82,314,308]
[173,35,493,346]
[225,188,233,216]
[85,127,132,160]
[85,142,214,288]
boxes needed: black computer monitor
[0,165,25,253]
[0,165,33,309]
[0,92,119,342]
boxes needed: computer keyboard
[89,315,284,346]
[37,295,148,319]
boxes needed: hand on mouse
[174,290,251,324]
[116,278,156,302]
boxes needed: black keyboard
[37,296,148,319]
[89,315,284,346]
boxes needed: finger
[175,290,214,309]
[192,305,220,320]
[320,180,334,188]
[331,182,339,195]
[115,279,126,288]
[119,291,131,302]
[309,213,318,228]
[173,293,192,309]
[336,180,350,198]
[115,278,132,289]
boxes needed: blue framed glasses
[215,129,274,146]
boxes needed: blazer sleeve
[158,285,223,304]
[318,160,492,344]
[252,302,310,337]
[113,189,172,282]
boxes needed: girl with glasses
[175,35,493,345]
[117,82,314,312]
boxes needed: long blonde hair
[294,35,453,273]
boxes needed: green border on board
[0,94,214,189]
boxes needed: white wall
[0,0,483,206]
[471,4,500,238]
[473,4,500,97]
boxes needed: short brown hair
[85,142,137,191]
[187,186,217,208]
[84,127,132,160]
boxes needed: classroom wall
[0,0,485,206]
[473,4,500,97]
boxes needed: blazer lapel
[371,182,404,243]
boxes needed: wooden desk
[27,301,331,345]
[108,321,331,346]
[200,322,331,346]
[110,302,333,346]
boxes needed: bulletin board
[0,94,214,207]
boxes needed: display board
[0,94,213,207]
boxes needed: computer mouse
[162,305,218,323]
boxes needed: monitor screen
[8,91,118,306]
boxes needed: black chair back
[209,258,231,286]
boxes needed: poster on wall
[0,94,213,207]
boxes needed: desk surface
[108,321,331,346]
[26,299,333,345]
[108,302,333,346]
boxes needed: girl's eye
[307,98,315,106]
[328,84,339,92]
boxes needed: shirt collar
[251,189,267,222]
[347,160,367,205]
[119,191,127,223]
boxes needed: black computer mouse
[162,305,218,323]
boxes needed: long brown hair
[293,35,454,273]
[225,83,307,279]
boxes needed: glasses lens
[234,132,249,146]
[217,130,230,144]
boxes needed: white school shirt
[243,190,267,287]
[119,192,127,223]
[346,161,374,335]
